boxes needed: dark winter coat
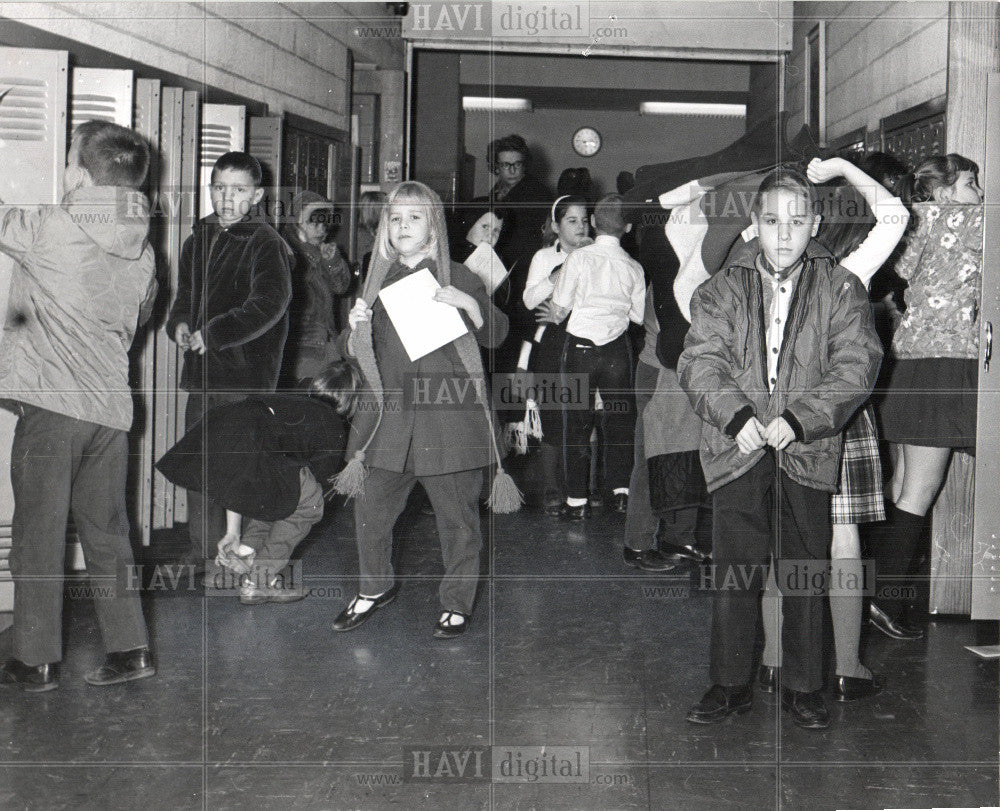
[344,257,508,476]
[156,393,347,521]
[677,238,882,493]
[166,214,292,392]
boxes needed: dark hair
[946,152,980,181]
[751,167,817,215]
[211,151,263,186]
[487,134,530,167]
[815,182,874,262]
[542,195,588,246]
[859,151,908,188]
[309,359,361,418]
[616,171,635,194]
[556,167,592,199]
[593,193,627,237]
[72,120,149,189]
[307,207,335,226]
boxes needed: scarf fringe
[487,467,523,513]
[333,451,368,498]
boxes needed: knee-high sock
[873,504,928,618]
[830,557,871,679]
[761,564,782,668]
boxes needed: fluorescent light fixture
[639,101,746,117]
[462,96,532,112]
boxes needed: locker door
[129,77,161,547]
[0,46,69,610]
[972,73,1000,620]
[199,103,245,218]
[70,67,133,131]
[249,115,284,227]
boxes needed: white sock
[439,612,465,626]
[566,497,588,507]
[613,488,629,496]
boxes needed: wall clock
[572,126,601,157]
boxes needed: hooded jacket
[677,238,882,493]
[166,213,292,393]
[0,186,157,431]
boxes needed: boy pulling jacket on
[0,121,157,691]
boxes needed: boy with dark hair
[0,121,157,691]
[166,151,292,570]
[551,193,645,518]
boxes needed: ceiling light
[639,101,746,117]
[462,96,532,112]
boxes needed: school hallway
[0,493,996,810]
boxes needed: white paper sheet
[462,242,509,294]
[378,268,469,361]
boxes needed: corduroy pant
[354,466,484,614]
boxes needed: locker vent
[201,124,234,166]
[71,93,121,131]
[0,78,49,142]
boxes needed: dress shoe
[332,583,400,631]
[611,493,628,513]
[659,542,709,564]
[781,688,830,729]
[834,673,885,702]
[588,493,604,511]
[0,658,59,692]
[542,497,564,516]
[239,576,308,605]
[686,683,753,724]
[758,665,779,694]
[558,502,591,521]
[433,610,469,639]
[623,548,680,572]
[869,602,924,640]
[85,648,155,686]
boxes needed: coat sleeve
[452,261,508,349]
[782,274,883,442]
[202,235,293,351]
[0,205,43,261]
[322,244,352,295]
[137,247,158,328]
[677,275,755,435]
[165,235,194,340]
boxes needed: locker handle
[985,321,993,372]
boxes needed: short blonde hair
[375,181,440,262]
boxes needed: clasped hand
[736,416,795,454]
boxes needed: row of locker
[0,46,360,609]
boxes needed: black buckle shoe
[869,602,924,640]
[558,502,591,521]
[781,688,830,729]
[623,548,680,572]
[686,683,753,724]
[332,583,400,631]
[758,665,779,694]
[433,610,469,639]
[0,658,59,692]
[85,648,155,686]
[834,673,885,702]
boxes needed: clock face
[572,127,601,157]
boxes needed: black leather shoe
[611,493,628,513]
[543,497,564,516]
[558,502,591,521]
[869,602,924,640]
[686,684,753,724]
[85,648,155,686]
[781,688,830,729]
[834,673,885,702]
[332,583,400,631]
[433,610,469,639]
[623,548,680,572]
[588,493,604,511]
[758,665,779,694]
[0,658,59,692]
[659,542,709,564]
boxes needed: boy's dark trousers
[183,389,249,558]
[355,465,483,615]
[241,467,324,577]
[708,451,830,694]
[9,404,149,666]
[561,332,636,499]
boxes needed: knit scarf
[333,182,522,512]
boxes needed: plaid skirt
[831,402,885,525]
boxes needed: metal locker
[248,115,284,228]
[199,103,246,219]
[70,67,134,131]
[0,46,69,610]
